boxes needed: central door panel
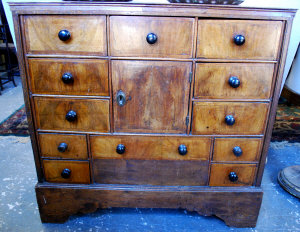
[112,60,191,134]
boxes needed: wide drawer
[39,133,88,159]
[191,102,269,135]
[197,20,283,60]
[43,160,90,184]
[209,163,257,186]
[28,58,109,96]
[34,97,110,132]
[194,63,275,99]
[23,15,107,55]
[110,16,194,58]
[213,138,262,162]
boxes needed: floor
[0,77,299,232]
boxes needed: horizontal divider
[192,98,271,103]
[32,94,110,99]
[211,161,259,165]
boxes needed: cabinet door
[112,60,191,134]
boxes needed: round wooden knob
[62,72,74,84]
[225,115,235,126]
[228,76,240,88]
[233,146,243,157]
[146,33,157,44]
[178,144,187,156]
[233,34,245,46]
[65,110,77,122]
[57,142,68,153]
[116,144,125,154]
[58,29,71,41]
[229,171,238,182]
[61,168,71,179]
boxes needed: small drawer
[39,133,88,159]
[191,102,269,135]
[23,15,107,55]
[194,63,275,99]
[110,16,194,58]
[28,58,109,96]
[34,97,110,132]
[43,160,90,184]
[197,20,283,60]
[210,163,257,186]
[213,138,262,162]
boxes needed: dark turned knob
[233,34,245,46]
[65,110,77,122]
[61,72,74,84]
[116,144,125,154]
[228,76,240,88]
[146,33,157,44]
[228,171,238,182]
[233,146,243,157]
[225,115,235,126]
[178,144,187,156]
[58,29,71,41]
[57,142,68,153]
[61,168,71,179]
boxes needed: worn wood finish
[194,63,275,99]
[192,102,269,135]
[34,97,110,132]
[197,20,283,60]
[43,160,90,184]
[39,133,88,159]
[110,16,194,58]
[112,60,191,134]
[23,15,107,55]
[91,135,211,160]
[213,138,262,162]
[28,58,109,96]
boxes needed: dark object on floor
[168,0,244,4]
[281,86,300,106]
[278,165,300,199]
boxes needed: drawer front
[23,15,107,55]
[210,163,257,186]
[34,97,110,132]
[43,160,90,184]
[110,16,194,58]
[39,133,88,159]
[192,102,269,135]
[197,20,283,60]
[91,135,211,160]
[213,138,262,162]
[194,63,275,99]
[28,58,109,96]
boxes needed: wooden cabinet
[10,1,295,228]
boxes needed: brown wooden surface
[91,135,211,160]
[28,58,109,96]
[39,133,88,159]
[197,20,283,60]
[112,60,191,134]
[213,138,262,162]
[43,160,90,184]
[110,16,194,58]
[194,63,275,99]
[23,15,107,55]
[192,102,269,135]
[210,163,257,186]
[34,97,110,132]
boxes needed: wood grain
[34,97,110,132]
[213,138,262,162]
[210,163,257,186]
[23,15,107,55]
[192,102,269,135]
[194,63,275,99]
[43,160,90,184]
[197,20,283,60]
[28,58,109,96]
[112,60,191,134]
[39,133,88,159]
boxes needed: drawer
[43,160,90,184]
[197,20,283,60]
[28,58,109,96]
[209,163,257,186]
[34,97,110,132]
[213,138,262,162]
[191,102,269,135]
[39,133,88,159]
[23,15,107,55]
[194,63,275,99]
[110,16,194,58]
[91,135,211,160]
